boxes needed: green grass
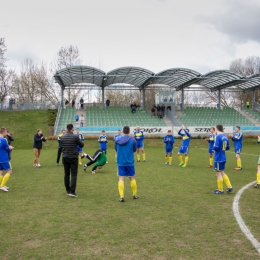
[1,139,260,259]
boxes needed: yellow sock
[118,181,124,198]
[142,154,146,161]
[1,173,10,187]
[137,154,140,161]
[0,175,3,184]
[169,157,172,164]
[217,178,223,191]
[184,156,189,165]
[165,156,169,163]
[130,179,137,196]
[257,173,260,184]
[178,155,183,163]
[78,156,82,164]
[223,174,232,188]
[237,159,242,168]
[210,158,213,166]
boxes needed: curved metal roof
[54,65,260,92]
[197,70,244,91]
[106,66,154,88]
[148,68,201,90]
[54,65,106,87]
[236,73,260,91]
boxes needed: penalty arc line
[233,181,260,254]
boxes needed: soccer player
[229,126,243,171]
[113,129,121,162]
[115,125,138,202]
[0,127,14,192]
[98,130,108,162]
[177,125,191,168]
[75,128,84,165]
[33,129,47,167]
[205,127,215,168]
[81,149,107,174]
[56,129,66,166]
[134,126,146,162]
[163,130,175,165]
[212,124,233,194]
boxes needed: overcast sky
[1,0,260,74]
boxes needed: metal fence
[0,101,60,111]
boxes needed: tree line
[0,37,259,108]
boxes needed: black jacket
[61,132,84,159]
[33,133,46,149]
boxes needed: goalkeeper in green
[81,149,107,174]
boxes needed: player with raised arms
[177,125,191,168]
[212,124,233,194]
[205,127,215,168]
[134,126,146,162]
[164,130,175,165]
[229,126,243,171]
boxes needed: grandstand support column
[61,87,64,108]
[252,89,255,109]
[102,86,105,109]
[181,89,184,110]
[218,89,221,109]
[141,87,145,109]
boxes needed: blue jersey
[208,133,215,150]
[178,129,191,147]
[113,134,121,150]
[134,130,144,144]
[232,132,243,150]
[0,137,11,163]
[115,135,136,166]
[213,133,230,162]
[164,135,175,150]
[98,135,108,151]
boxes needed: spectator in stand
[151,106,156,116]
[158,111,163,119]
[65,99,69,109]
[106,99,110,107]
[72,99,75,108]
[80,97,84,110]
[75,114,79,122]
[80,114,84,127]
[161,104,166,117]
[156,104,161,116]
[246,101,250,109]
[167,105,171,111]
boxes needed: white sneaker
[33,164,37,167]
[0,186,9,192]
[106,161,108,164]
[37,164,41,167]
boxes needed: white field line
[233,181,260,254]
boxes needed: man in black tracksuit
[61,124,84,198]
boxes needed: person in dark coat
[60,124,84,198]
[161,104,166,117]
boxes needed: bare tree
[0,38,7,68]
[0,68,16,102]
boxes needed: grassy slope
[0,110,49,149]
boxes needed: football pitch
[1,139,260,260]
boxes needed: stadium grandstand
[53,66,260,135]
